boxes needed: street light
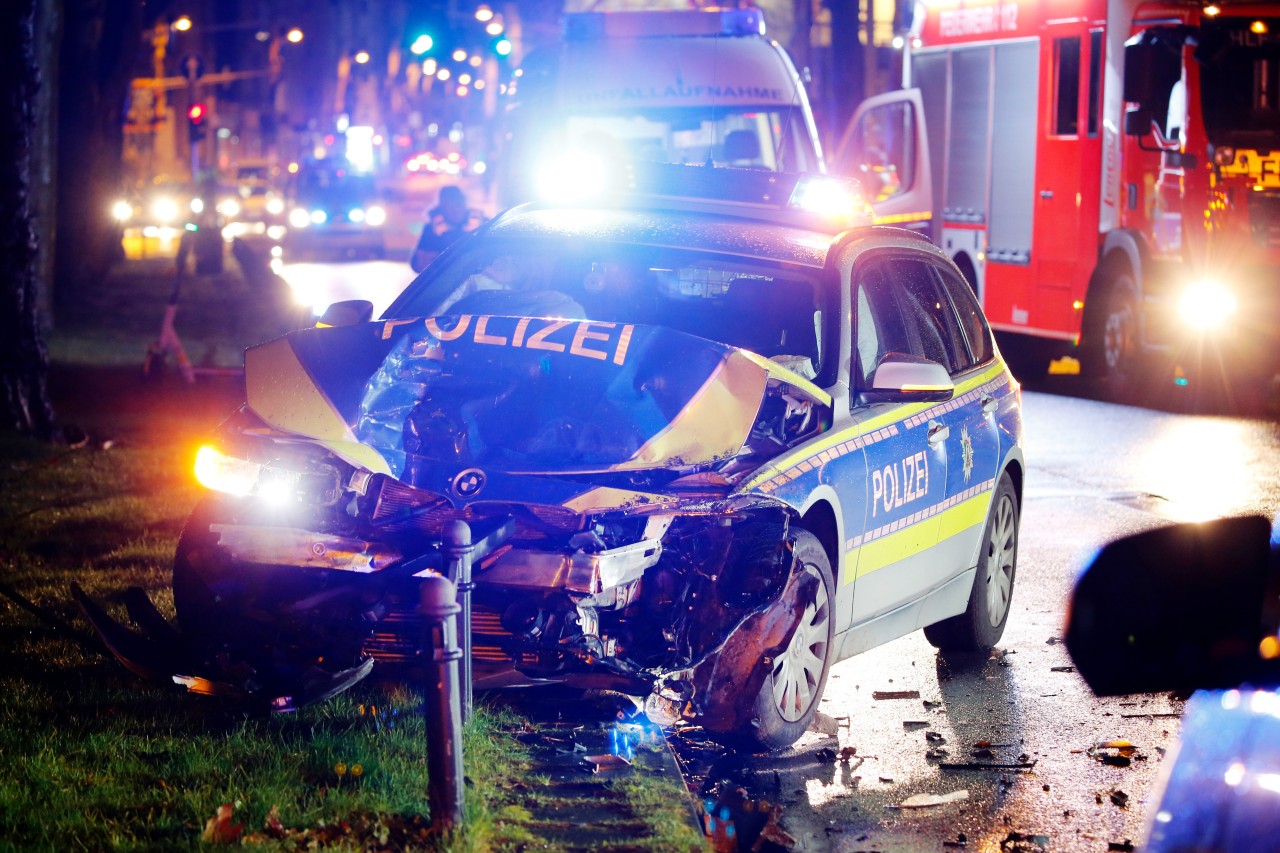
[173,15,192,32]
[286,27,303,43]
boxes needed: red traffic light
[187,103,207,124]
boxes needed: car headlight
[1178,280,1238,329]
[189,197,205,215]
[365,205,387,226]
[111,199,133,222]
[218,198,241,218]
[194,444,341,505]
[288,207,311,228]
[266,197,285,215]
[153,197,180,223]
[348,207,366,223]
[310,209,328,225]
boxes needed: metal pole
[442,520,474,722]
[419,573,465,832]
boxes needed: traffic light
[410,33,434,55]
[187,102,207,142]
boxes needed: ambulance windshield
[561,107,822,173]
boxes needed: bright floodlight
[1179,280,1238,329]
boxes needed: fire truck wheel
[1084,274,1139,397]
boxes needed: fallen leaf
[201,803,244,844]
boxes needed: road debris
[1108,840,1136,851]
[1000,830,1049,851]
[808,711,841,735]
[890,789,970,809]
[1088,739,1145,766]
[940,759,1037,771]
[873,689,921,700]
[1050,665,1077,673]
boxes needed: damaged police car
[81,165,1023,750]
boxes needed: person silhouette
[409,185,486,272]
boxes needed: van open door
[832,90,933,235]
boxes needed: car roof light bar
[564,8,766,41]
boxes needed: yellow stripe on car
[743,363,1010,493]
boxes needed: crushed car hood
[243,316,829,495]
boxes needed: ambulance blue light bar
[564,8,766,40]
[535,160,870,230]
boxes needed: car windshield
[561,106,821,172]
[389,239,828,379]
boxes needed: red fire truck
[835,0,1280,400]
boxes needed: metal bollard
[419,572,465,832]
[442,520,474,723]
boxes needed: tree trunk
[0,0,58,440]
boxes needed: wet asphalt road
[701,381,1280,852]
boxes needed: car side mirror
[317,299,374,327]
[861,353,954,403]
[1065,515,1280,696]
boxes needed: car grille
[367,476,585,539]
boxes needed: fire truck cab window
[1054,36,1082,136]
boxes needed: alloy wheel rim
[984,494,1017,627]
[772,565,831,723]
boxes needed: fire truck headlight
[1212,145,1236,167]
[1179,280,1238,329]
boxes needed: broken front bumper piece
[70,582,374,712]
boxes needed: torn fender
[656,551,819,734]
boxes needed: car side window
[852,256,967,395]
[932,265,995,368]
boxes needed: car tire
[925,472,1018,651]
[744,528,835,751]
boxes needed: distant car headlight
[153,197,180,223]
[309,209,328,225]
[1178,280,1238,329]
[218,198,241,218]
[189,197,204,215]
[111,199,133,222]
[348,207,366,223]
[289,208,311,228]
[365,205,386,226]
[266,197,285,215]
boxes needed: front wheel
[746,529,835,750]
[924,472,1019,651]
[1083,275,1141,399]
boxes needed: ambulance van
[500,7,824,205]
